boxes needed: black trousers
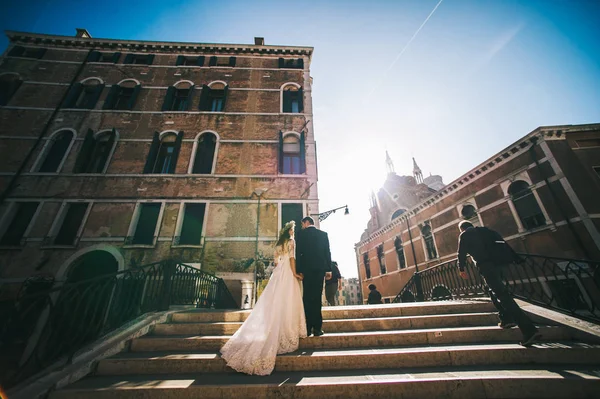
[303,270,325,334]
[479,262,537,337]
[325,283,338,306]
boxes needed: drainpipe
[528,136,591,259]
[0,48,93,206]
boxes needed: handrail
[393,253,600,323]
[0,259,237,388]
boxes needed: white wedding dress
[220,238,307,375]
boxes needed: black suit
[296,226,332,334]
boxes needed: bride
[220,220,306,375]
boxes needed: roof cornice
[4,30,314,57]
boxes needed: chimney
[75,28,92,38]
[254,37,265,46]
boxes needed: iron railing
[0,259,237,388]
[393,253,600,323]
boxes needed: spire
[412,157,423,184]
[385,151,395,175]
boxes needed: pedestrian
[457,220,541,346]
[325,261,342,306]
[367,284,383,304]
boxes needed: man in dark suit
[296,216,332,336]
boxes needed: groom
[296,216,332,337]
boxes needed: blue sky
[2,0,599,278]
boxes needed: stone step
[97,342,600,375]
[154,312,500,336]
[51,367,600,398]
[170,300,497,323]
[130,325,570,352]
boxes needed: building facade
[0,30,319,306]
[337,277,362,305]
[356,124,600,303]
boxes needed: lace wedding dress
[220,238,306,375]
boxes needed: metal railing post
[159,259,176,311]
[414,272,424,302]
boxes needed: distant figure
[456,220,541,347]
[367,284,383,304]
[325,261,342,306]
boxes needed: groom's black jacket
[296,226,332,274]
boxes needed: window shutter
[87,51,101,62]
[104,128,117,171]
[221,85,229,111]
[300,131,306,174]
[197,56,205,66]
[62,83,82,108]
[298,58,304,69]
[162,86,176,111]
[185,85,195,111]
[112,52,121,63]
[124,54,134,64]
[73,129,96,173]
[36,48,47,59]
[90,83,105,109]
[278,131,284,173]
[146,54,155,65]
[282,90,291,113]
[278,58,285,68]
[143,132,160,173]
[297,87,304,113]
[103,85,119,109]
[8,46,25,57]
[169,131,184,173]
[198,85,210,110]
[128,84,141,110]
[229,56,236,67]
[176,55,185,66]
[209,56,217,66]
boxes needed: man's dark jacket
[457,226,522,271]
[296,226,332,274]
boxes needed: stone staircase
[50,300,600,398]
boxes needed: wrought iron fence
[0,259,237,388]
[393,253,600,323]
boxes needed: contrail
[365,0,445,100]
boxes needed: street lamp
[250,188,269,305]
[311,205,349,222]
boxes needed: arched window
[74,129,117,173]
[199,81,228,112]
[363,252,371,279]
[394,237,406,269]
[461,204,480,226]
[104,80,141,110]
[508,180,546,230]
[37,130,74,173]
[377,245,386,274]
[143,131,183,174]
[0,73,23,106]
[391,208,406,221]
[281,84,303,113]
[421,222,438,260]
[63,78,104,109]
[162,81,194,111]
[191,132,217,174]
[279,132,306,175]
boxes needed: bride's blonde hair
[275,220,295,247]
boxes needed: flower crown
[278,220,296,240]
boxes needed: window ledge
[40,245,77,249]
[518,224,554,237]
[171,244,203,249]
[123,244,156,249]
[0,245,25,250]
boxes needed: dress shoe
[312,329,324,337]
[520,331,542,347]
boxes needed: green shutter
[73,129,95,173]
[176,55,185,66]
[278,58,285,68]
[282,90,291,113]
[128,84,141,110]
[87,51,101,62]
[209,56,217,66]
[90,83,105,109]
[221,85,229,111]
[185,85,195,111]
[146,54,155,65]
[229,56,236,67]
[197,56,205,66]
[198,85,210,111]
[8,46,25,57]
[297,87,304,113]
[36,48,47,59]
[162,86,176,111]
[300,131,306,174]
[143,132,160,173]
[169,131,184,173]
[112,52,121,63]
[124,54,134,64]
[62,83,82,108]
[298,58,304,69]
[278,131,284,173]
[103,85,119,109]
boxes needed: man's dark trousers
[303,270,325,334]
[478,262,536,336]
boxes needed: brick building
[356,124,600,302]
[337,277,362,306]
[0,29,319,307]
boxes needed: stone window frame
[456,199,483,227]
[0,200,43,248]
[394,236,407,270]
[280,82,303,114]
[198,80,229,112]
[280,131,304,175]
[43,200,93,248]
[143,130,184,174]
[88,128,120,174]
[500,172,552,233]
[124,201,166,248]
[390,208,406,221]
[162,80,195,112]
[420,221,439,261]
[0,72,23,106]
[63,77,105,110]
[188,130,220,175]
[104,78,142,111]
[172,201,209,248]
[30,128,77,174]
[362,251,371,280]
